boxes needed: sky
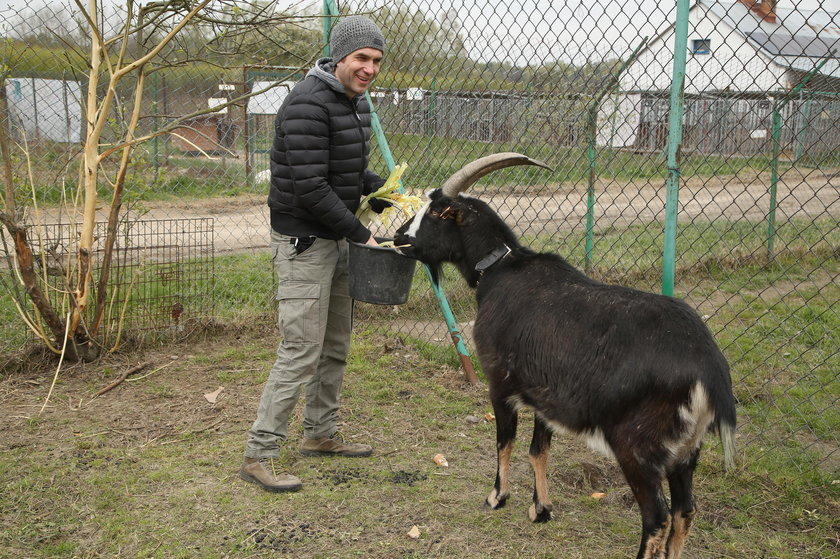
[1,0,833,65]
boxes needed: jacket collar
[308,57,365,101]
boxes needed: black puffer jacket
[268,58,384,243]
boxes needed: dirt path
[7,167,838,256]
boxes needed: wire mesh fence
[0,0,837,477]
[35,217,214,334]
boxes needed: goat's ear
[454,209,471,226]
[452,202,477,226]
[438,204,472,226]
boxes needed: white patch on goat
[665,382,714,464]
[405,200,431,238]
[545,418,615,459]
[582,428,616,459]
[505,394,525,411]
[516,402,616,460]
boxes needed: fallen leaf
[591,492,607,499]
[484,412,495,421]
[204,386,224,404]
[407,525,421,539]
[433,453,449,467]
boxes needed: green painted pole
[322,0,338,57]
[428,77,437,136]
[794,92,811,162]
[367,92,397,170]
[767,54,831,259]
[323,2,476,381]
[662,0,691,297]
[585,38,647,270]
[768,97,782,257]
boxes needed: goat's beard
[426,263,444,286]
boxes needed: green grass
[0,325,836,559]
[207,252,275,321]
[1,214,836,536]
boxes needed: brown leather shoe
[300,433,373,457]
[239,457,302,492]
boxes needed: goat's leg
[485,401,517,510]
[633,479,670,559]
[665,449,700,559]
[527,416,553,522]
[619,458,670,559]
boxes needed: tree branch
[92,361,151,398]
[0,213,68,349]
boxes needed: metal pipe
[323,1,477,381]
[585,37,647,270]
[662,0,691,297]
[322,0,338,58]
[365,89,477,383]
[767,54,831,258]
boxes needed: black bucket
[348,238,417,305]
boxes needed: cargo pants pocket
[277,282,321,344]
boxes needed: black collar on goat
[475,244,512,275]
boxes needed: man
[240,15,389,493]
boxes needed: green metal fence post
[768,96,782,257]
[661,0,691,297]
[585,38,647,271]
[793,91,811,162]
[322,0,338,57]
[428,77,437,137]
[766,54,831,259]
[324,3,477,382]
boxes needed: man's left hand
[368,198,393,214]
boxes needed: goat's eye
[428,206,454,220]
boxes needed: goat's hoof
[528,503,553,523]
[485,488,508,510]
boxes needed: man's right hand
[365,235,379,246]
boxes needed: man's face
[334,47,383,98]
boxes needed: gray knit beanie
[330,15,385,63]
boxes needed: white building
[5,78,83,143]
[599,0,840,155]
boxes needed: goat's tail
[718,420,737,472]
[706,364,737,472]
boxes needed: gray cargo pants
[244,231,353,458]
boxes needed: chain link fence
[0,0,837,476]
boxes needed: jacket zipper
[351,98,365,190]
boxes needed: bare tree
[0,0,320,362]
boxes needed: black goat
[394,153,736,559]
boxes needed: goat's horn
[440,152,553,197]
